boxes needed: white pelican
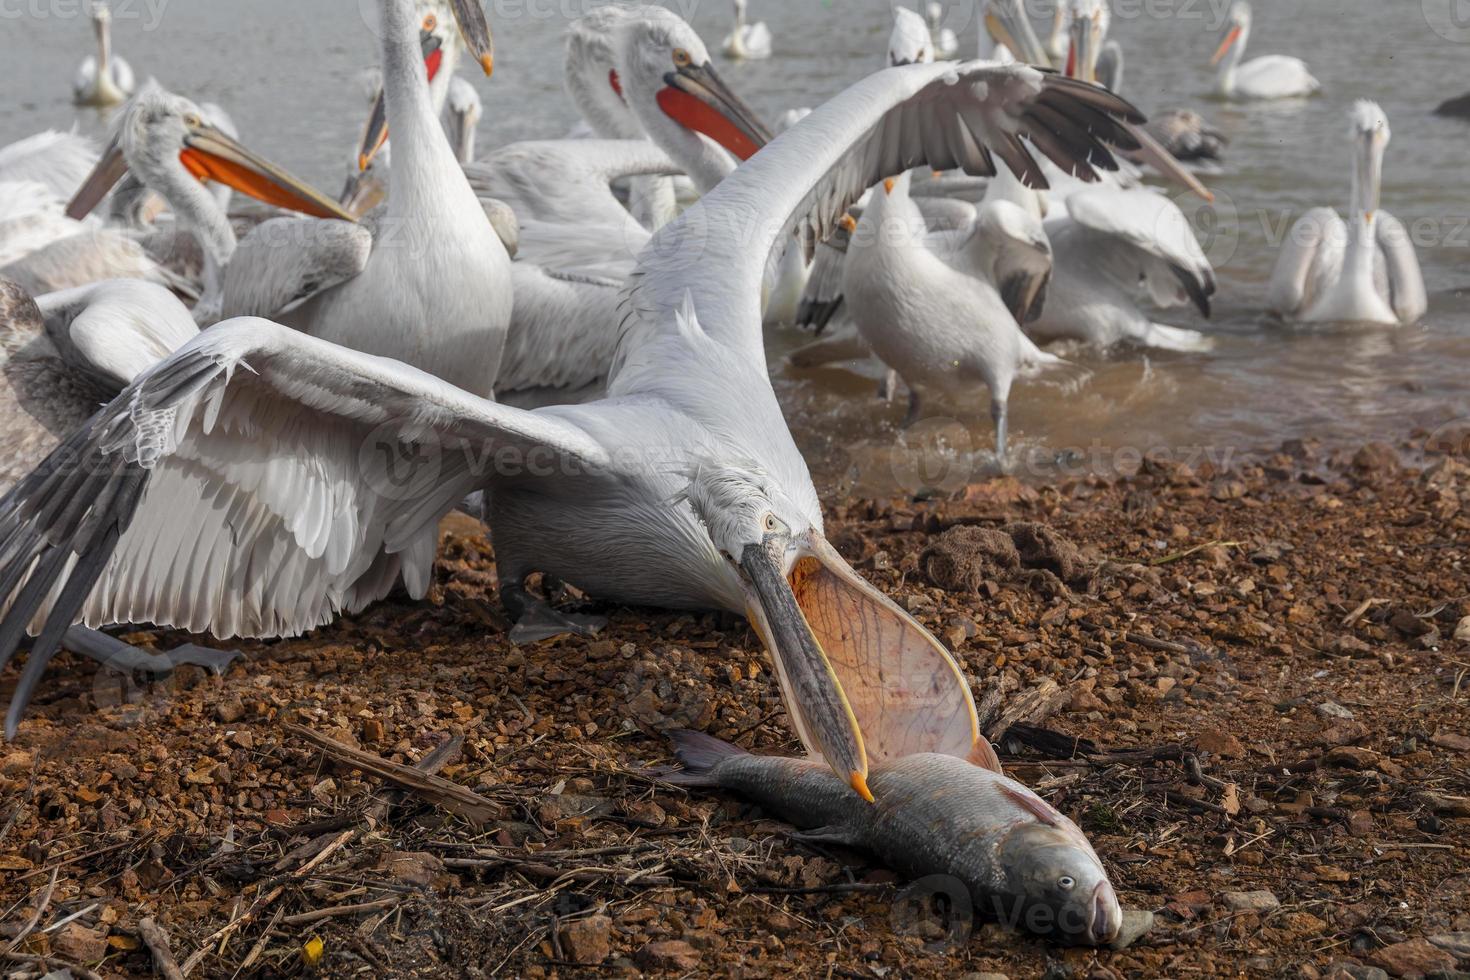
[445,76,482,164]
[844,171,1059,454]
[1211,1,1318,101]
[72,0,135,107]
[63,82,361,320]
[0,61,1142,798]
[1045,0,1070,61]
[981,0,1035,64]
[1267,102,1425,327]
[925,3,959,58]
[0,277,235,693]
[720,0,771,60]
[1029,183,1216,350]
[0,131,99,202]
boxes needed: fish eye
[422,13,437,31]
[672,47,692,67]
[1058,876,1076,890]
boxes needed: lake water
[3,0,1468,493]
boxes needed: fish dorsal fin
[998,782,1065,827]
[967,736,1003,775]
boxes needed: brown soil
[1,432,1468,980]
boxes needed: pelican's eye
[422,12,437,31]
[1058,876,1076,891]
[672,47,692,68]
[763,513,779,533]
[183,113,202,128]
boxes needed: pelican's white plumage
[0,131,99,202]
[72,1,135,107]
[0,60,1143,785]
[721,0,771,60]
[925,3,958,58]
[1267,102,1425,326]
[1211,1,1318,101]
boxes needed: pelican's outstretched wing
[0,131,99,202]
[1265,206,1341,319]
[1375,211,1427,325]
[0,318,606,736]
[219,217,373,321]
[625,61,1143,360]
[1065,186,1216,316]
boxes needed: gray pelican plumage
[1211,1,1318,101]
[0,277,236,696]
[0,60,1143,799]
[720,0,771,60]
[62,82,360,322]
[1267,102,1425,326]
[72,0,135,107]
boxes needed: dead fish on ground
[659,730,1130,947]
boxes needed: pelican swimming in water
[721,0,771,60]
[0,277,236,693]
[1211,1,1318,101]
[925,2,958,58]
[73,0,135,107]
[0,60,1142,798]
[1267,101,1425,327]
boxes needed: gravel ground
[1,430,1467,979]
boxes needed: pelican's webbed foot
[501,584,606,645]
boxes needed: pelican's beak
[180,119,356,220]
[1358,130,1383,223]
[448,0,495,76]
[338,167,387,218]
[742,532,989,801]
[1127,122,1214,202]
[986,0,1050,67]
[1067,15,1091,81]
[883,177,896,195]
[1210,24,1241,66]
[356,29,445,173]
[609,68,624,101]
[657,60,774,161]
[65,136,129,219]
[840,213,857,233]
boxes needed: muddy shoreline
[2,429,1468,979]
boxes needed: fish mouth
[741,531,986,802]
[1089,879,1122,944]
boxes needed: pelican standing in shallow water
[721,0,771,60]
[73,1,135,107]
[0,60,1144,797]
[1210,1,1318,101]
[1267,102,1425,326]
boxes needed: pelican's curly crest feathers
[1350,100,1388,137]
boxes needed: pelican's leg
[501,581,607,645]
[877,368,900,403]
[991,397,1010,463]
[62,628,242,676]
[902,388,923,428]
[5,628,241,737]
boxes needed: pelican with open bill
[654,48,773,161]
[66,104,355,225]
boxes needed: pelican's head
[90,0,111,26]
[888,7,933,66]
[1350,100,1389,222]
[354,0,493,172]
[1067,0,1109,81]
[926,2,944,29]
[566,4,636,140]
[1211,1,1251,66]
[66,81,354,223]
[985,0,1050,66]
[684,464,985,804]
[615,8,773,161]
[445,76,483,164]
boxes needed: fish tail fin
[657,729,750,787]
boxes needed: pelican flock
[0,0,1445,959]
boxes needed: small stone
[52,923,108,963]
[1194,730,1246,759]
[1326,746,1382,770]
[559,916,612,965]
[636,939,701,971]
[1325,963,1389,980]
[1455,616,1470,644]
[379,851,444,888]
[958,974,1011,980]
[1347,810,1375,836]
[1333,635,1374,657]
[215,698,245,723]
[1428,934,1470,959]
[1222,890,1280,912]
[1368,938,1457,977]
[1431,732,1470,754]
[361,718,385,744]
[1109,909,1154,950]
[1317,702,1355,720]
[1315,865,1352,883]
